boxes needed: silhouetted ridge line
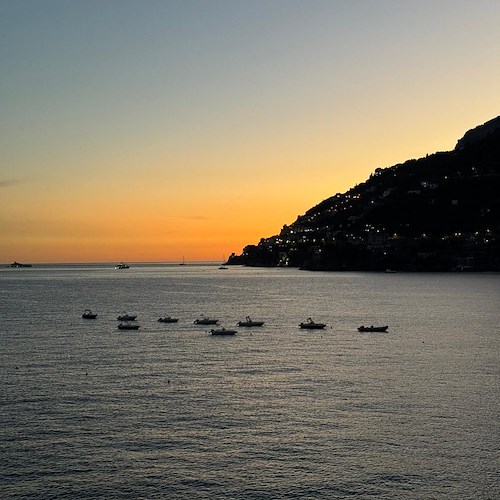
[228,117,500,271]
[455,116,500,150]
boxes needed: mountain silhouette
[228,116,500,271]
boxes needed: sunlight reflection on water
[1,265,499,498]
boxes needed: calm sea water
[1,264,499,499]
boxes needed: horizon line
[2,260,228,266]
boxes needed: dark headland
[228,116,500,271]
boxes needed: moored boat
[237,316,264,327]
[210,327,236,336]
[299,318,326,329]
[117,312,137,321]
[219,255,228,269]
[358,325,388,332]
[118,322,140,330]
[82,309,97,319]
[194,316,219,325]
[158,316,179,323]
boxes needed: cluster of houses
[232,161,497,271]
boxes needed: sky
[1,0,499,263]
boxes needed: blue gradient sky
[1,0,499,262]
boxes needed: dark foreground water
[1,264,499,499]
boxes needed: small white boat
[237,316,264,327]
[194,316,219,325]
[82,309,97,319]
[299,318,326,329]
[158,316,179,323]
[117,312,137,321]
[210,327,236,336]
[115,262,130,269]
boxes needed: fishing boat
[118,322,140,330]
[82,309,97,319]
[115,262,129,269]
[358,325,388,332]
[299,318,327,329]
[210,327,237,336]
[117,312,137,321]
[158,316,179,323]
[194,316,219,325]
[237,316,265,327]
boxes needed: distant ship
[7,261,32,268]
[115,262,130,269]
[219,255,228,269]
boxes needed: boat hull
[117,315,137,321]
[210,329,236,336]
[118,324,140,330]
[357,326,388,332]
[299,323,326,329]
[194,319,218,325]
[82,309,97,319]
[237,321,264,327]
[158,317,179,323]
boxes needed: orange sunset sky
[1,0,499,263]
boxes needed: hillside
[228,117,500,271]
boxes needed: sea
[1,264,499,499]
